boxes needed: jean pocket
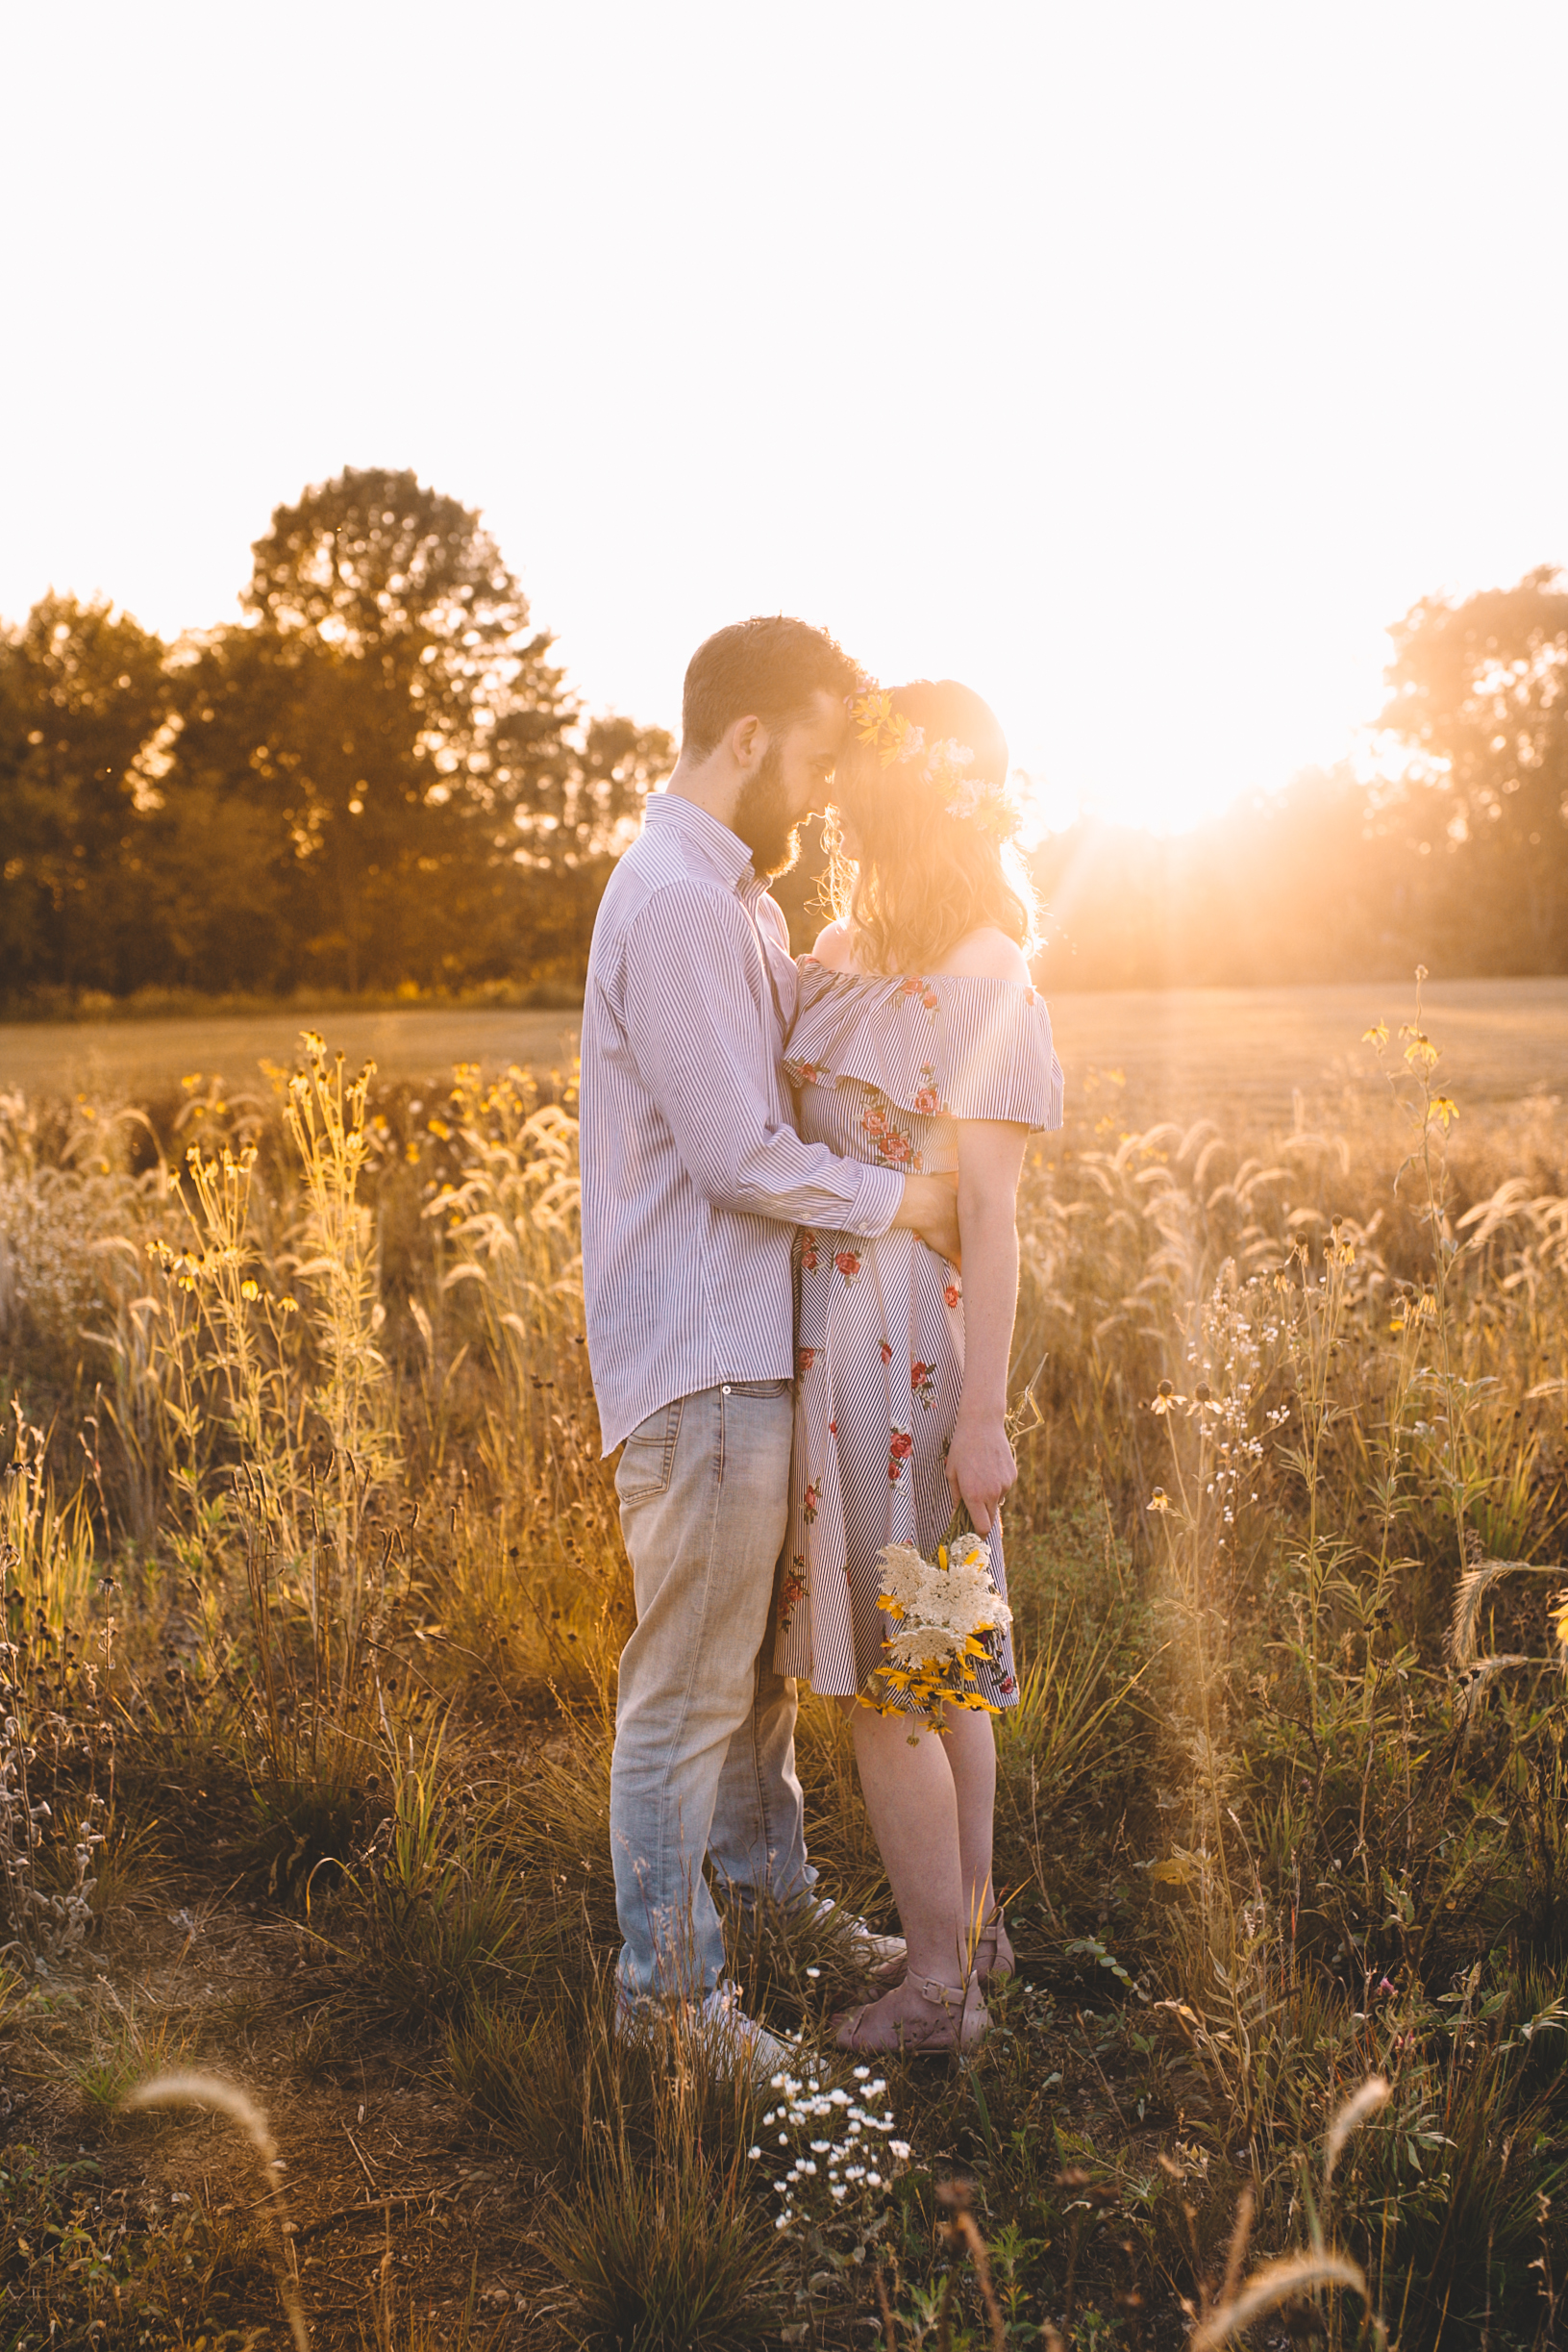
[721,1379,790,1399]
[616,1400,681,1503]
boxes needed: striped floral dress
[772,959,1065,1710]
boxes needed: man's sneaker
[613,1978,799,2084]
[690,1981,801,2082]
[801,1893,907,1974]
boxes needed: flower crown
[848,688,1014,835]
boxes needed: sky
[3,1,1566,834]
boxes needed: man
[580,615,961,2066]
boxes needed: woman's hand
[945,1409,1016,1536]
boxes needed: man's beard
[732,741,804,879]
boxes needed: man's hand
[891,1172,960,1264]
[944,1410,1016,1536]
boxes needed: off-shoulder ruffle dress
[772,960,1065,1710]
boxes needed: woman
[774,678,1063,2054]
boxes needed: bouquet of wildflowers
[860,1510,1012,1732]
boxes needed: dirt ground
[3,1880,552,2346]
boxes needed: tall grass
[1,998,1566,2344]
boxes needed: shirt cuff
[841,1163,904,1239]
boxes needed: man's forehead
[794,689,850,751]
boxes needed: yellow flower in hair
[851,688,921,768]
[851,685,1020,831]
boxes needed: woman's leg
[834,1700,987,2046]
[938,1705,998,1952]
[846,1703,968,1982]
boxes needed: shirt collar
[644,789,757,892]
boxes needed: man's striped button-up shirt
[580,791,903,1454]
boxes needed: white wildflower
[876,1534,1011,1669]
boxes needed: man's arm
[620,882,957,1256]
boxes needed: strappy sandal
[974,1906,1014,1989]
[867,1908,1014,1994]
[833,1970,987,2056]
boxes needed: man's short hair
[682,616,860,761]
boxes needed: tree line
[2,469,1564,1003]
[0,468,673,1004]
[1027,566,1568,988]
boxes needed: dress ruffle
[783,960,1064,1133]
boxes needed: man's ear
[727,713,767,772]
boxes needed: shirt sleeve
[619,881,902,1237]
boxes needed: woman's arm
[945,1117,1030,1534]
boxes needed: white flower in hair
[944,773,1012,828]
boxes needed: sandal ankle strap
[911,1972,982,2010]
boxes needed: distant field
[1,976,1564,1124]
[1047,975,1568,1122]
[0,1007,584,1106]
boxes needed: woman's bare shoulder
[808,919,858,972]
[928,927,1033,984]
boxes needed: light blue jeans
[610,1379,815,2003]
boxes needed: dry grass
[1,978,1567,2347]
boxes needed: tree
[1378,567,1568,973]
[0,595,169,993]
[162,466,672,991]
